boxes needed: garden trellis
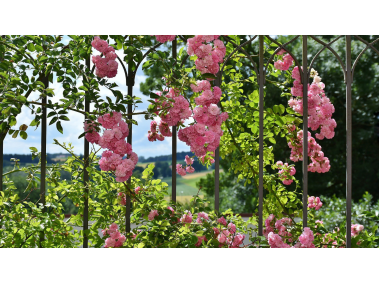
[1,35,378,248]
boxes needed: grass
[162,170,217,203]
[136,162,154,168]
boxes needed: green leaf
[251,124,258,134]
[35,45,43,52]
[268,137,276,144]
[49,117,58,125]
[195,230,204,237]
[11,130,19,139]
[30,119,38,127]
[8,116,17,126]
[29,147,38,152]
[191,235,198,245]
[56,121,63,134]
[20,131,27,140]
[47,112,56,118]
[117,40,122,50]
[149,92,160,99]
[59,115,70,121]
[27,42,35,52]
[21,74,29,83]
[39,56,48,63]
[273,105,280,114]
[201,73,217,80]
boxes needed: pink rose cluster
[91,36,118,78]
[102,223,126,248]
[160,89,193,127]
[187,35,226,75]
[181,211,245,251]
[273,49,294,71]
[148,210,159,221]
[154,35,176,43]
[180,210,193,224]
[288,130,330,173]
[148,89,192,141]
[176,155,195,176]
[199,152,216,165]
[84,111,138,182]
[135,186,142,194]
[196,211,209,224]
[275,161,296,185]
[351,224,364,237]
[214,220,245,248]
[264,214,294,243]
[296,227,316,248]
[288,67,337,140]
[308,196,323,210]
[178,81,228,158]
[117,192,126,206]
[264,214,315,248]
[147,120,171,142]
[195,235,207,247]
[167,206,175,217]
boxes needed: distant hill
[3,151,218,168]
[140,151,197,163]
[2,153,55,166]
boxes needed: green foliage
[315,192,379,238]
[2,35,379,248]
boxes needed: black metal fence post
[125,63,134,233]
[302,36,309,229]
[39,74,48,248]
[83,57,90,248]
[258,35,265,236]
[172,38,177,203]
[214,71,221,212]
[0,36,4,192]
[345,35,352,248]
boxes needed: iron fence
[1,35,379,248]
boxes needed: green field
[136,162,154,168]
[162,170,215,197]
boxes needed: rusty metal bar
[39,74,48,247]
[302,35,308,229]
[83,57,90,248]
[172,38,177,203]
[125,63,134,233]
[258,35,264,236]
[214,71,221,212]
[345,35,352,248]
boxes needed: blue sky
[3,36,192,159]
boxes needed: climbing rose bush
[146,35,228,176]
[273,51,336,176]
[263,196,365,248]
[84,111,138,182]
